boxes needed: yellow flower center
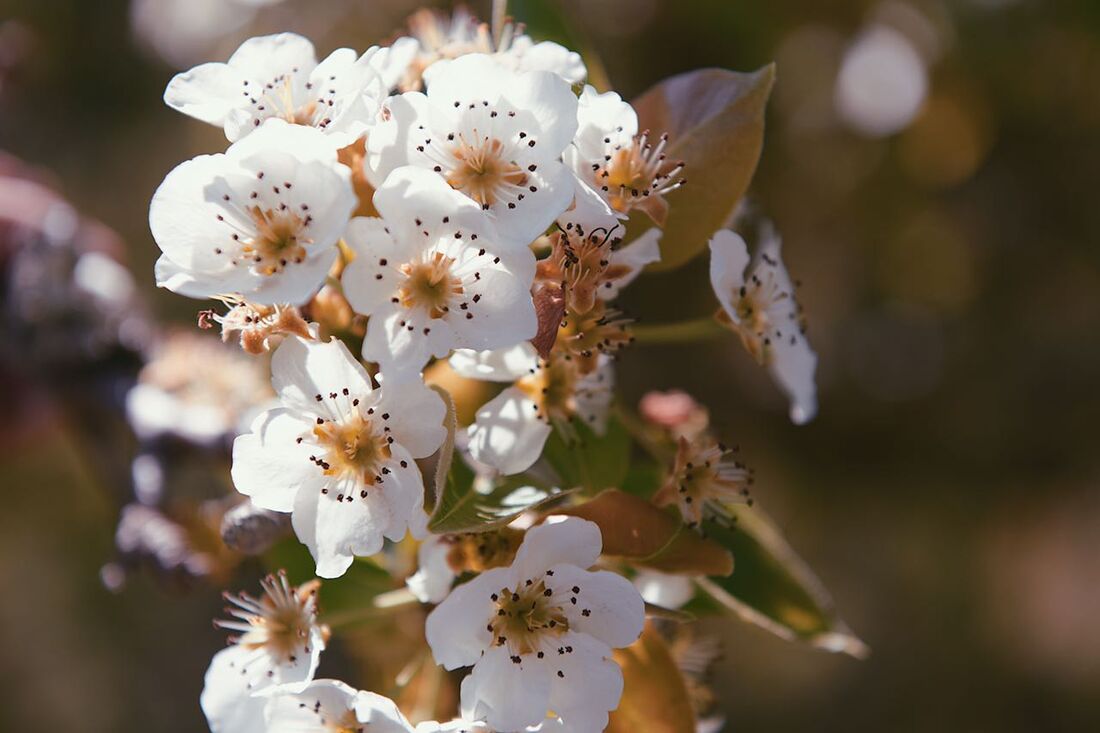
[398,252,465,318]
[517,356,580,424]
[243,206,309,276]
[490,580,570,657]
[312,413,391,483]
[447,136,528,207]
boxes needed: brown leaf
[557,489,733,575]
[608,623,697,733]
[530,284,566,359]
[630,64,776,271]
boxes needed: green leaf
[698,506,869,658]
[264,538,396,617]
[428,458,571,534]
[629,64,776,271]
[559,489,733,576]
[541,416,631,494]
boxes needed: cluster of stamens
[199,297,310,355]
[725,254,807,365]
[215,572,321,680]
[593,130,685,220]
[398,251,464,318]
[485,570,592,674]
[540,222,627,314]
[413,112,540,211]
[300,389,408,504]
[239,68,349,131]
[556,303,633,375]
[656,437,754,528]
[444,528,523,574]
[213,169,315,276]
[516,354,581,425]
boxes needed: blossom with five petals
[165,32,389,143]
[341,167,537,372]
[231,336,446,577]
[150,120,356,305]
[369,54,579,248]
[425,517,645,732]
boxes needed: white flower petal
[545,631,624,732]
[512,517,602,580]
[466,386,552,476]
[545,566,646,649]
[231,407,321,512]
[501,68,580,158]
[353,690,418,732]
[407,535,456,604]
[376,378,447,458]
[341,217,407,316]
[448,342,539,382]
[164,61,244,126]
[270,337,374,417]
[292,474,390,578]
[200,646,270,733]
[633,570,696,610]
[707,228,750,319]
[425,567,515,668]
[460,644,553,731]
[363,305,455,372]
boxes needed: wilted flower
[151,119,356,305]
[425,517,645,731]
[231,336,446,577]
[201,297,312,355]
[708,226,818,424]
[654,436,754,528]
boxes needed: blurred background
[1,0,1099,730]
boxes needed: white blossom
[563,86,684,224]
[425,517,645,732]
[406,534,456,604]
[231,336,446,578]
[164,32,388,143]
[341,167,537,372]
[390,8,586,92]
[451,344,613,475]
[263,680,415,733]
[150,120,356,305]
[126,330,271,445]
[708,227,818,424]
[201,572,325,733]
[368,54,578,247]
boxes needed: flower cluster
[145,6,827,733]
